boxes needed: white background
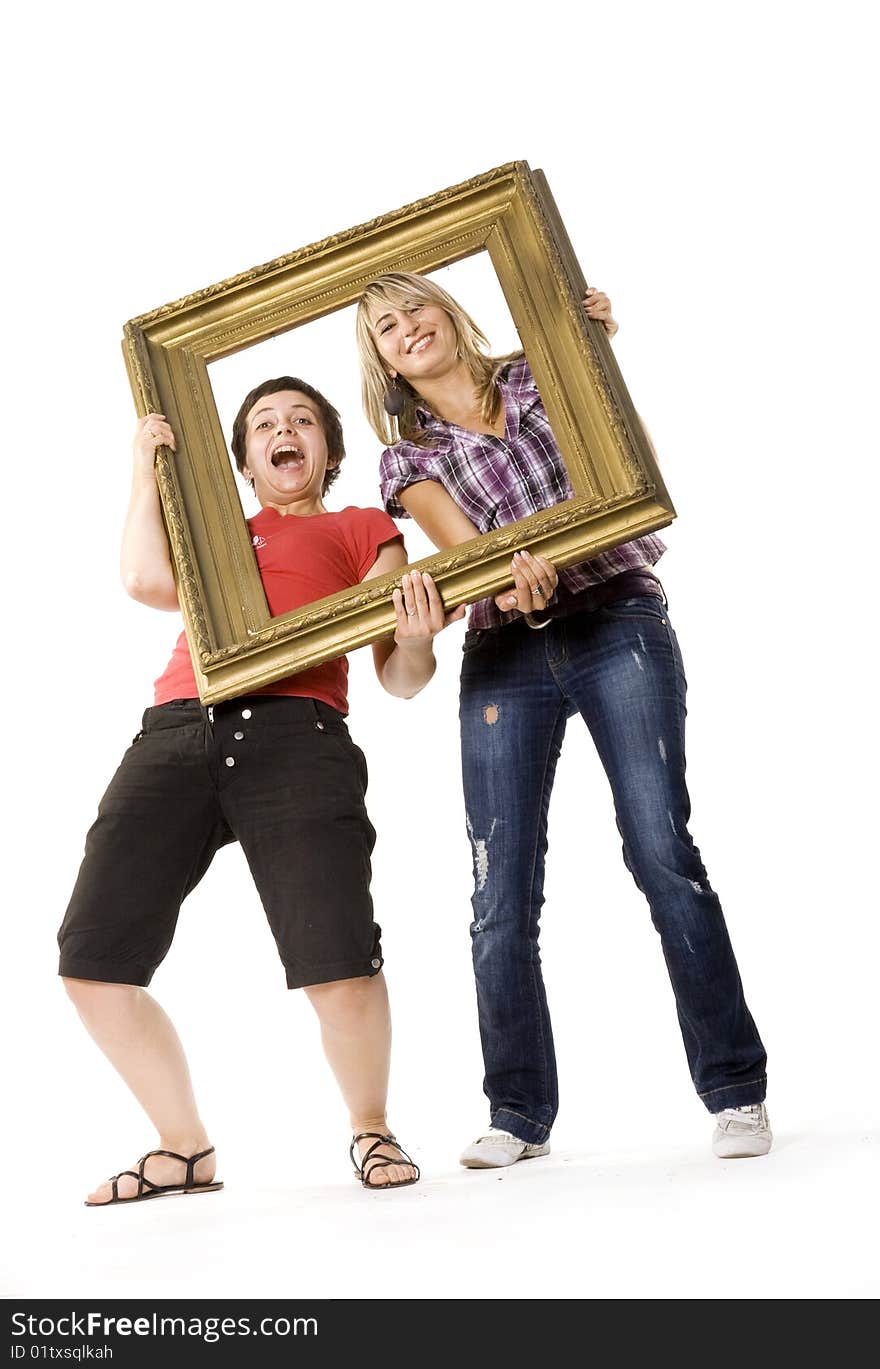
[2,0,877,1301]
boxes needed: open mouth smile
[407,333,435,355]
[270,443,305,470]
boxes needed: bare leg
[63,978,215,1203]
[304,972,417,1186]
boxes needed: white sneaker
[712,1102,773,1158]
[459,1127,551,1169]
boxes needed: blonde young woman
[355,272,771,1166]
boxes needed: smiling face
[369,300,459,386]
[241,391,334,514]
[356,273,501,444]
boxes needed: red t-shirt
[153,505,402,714]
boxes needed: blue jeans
[459,595,767,1144]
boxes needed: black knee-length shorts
[57,696,382,990]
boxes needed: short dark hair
[231,376,345,496]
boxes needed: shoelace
[716,1105,765,1129]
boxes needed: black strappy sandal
[350,1132,420,1190]
[84,1146,224,1206]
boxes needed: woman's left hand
[393,570,465,647]
[494,550,559,615]
[583,287,618,338]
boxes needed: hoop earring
[383,378,407,417]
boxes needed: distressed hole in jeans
[482,704,499,725]
[466,816,497,893]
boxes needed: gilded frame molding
[122,160,675,704]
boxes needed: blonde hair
[355,271,523,447]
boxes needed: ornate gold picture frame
[122,160,675,704]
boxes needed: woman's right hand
[494,550,559,614]
[133,413,176,478]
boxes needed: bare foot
[353,1131,419,1188]
[86,1144,217,1204]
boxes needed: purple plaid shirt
[379,355,666,628]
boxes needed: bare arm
[399,481,557,616]
[367,538,464,698]
[120,415,179,611]
[584,288,658,457]
[398,480,481,549]
[637,415,659,459]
